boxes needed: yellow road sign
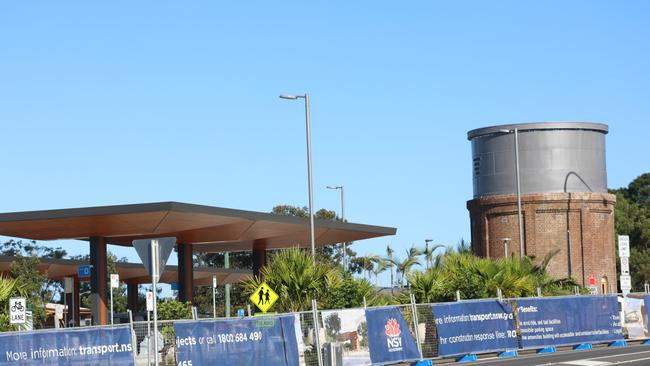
[249,282,278,313]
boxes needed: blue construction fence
[1,294,649,365]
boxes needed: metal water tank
[467,122,609,198]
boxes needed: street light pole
[500,128,525,258]
[327,185,345,267]
[280,93,316,263]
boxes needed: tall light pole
[280,93,316,263]
[327,185,346,267]
[499,128,524,258]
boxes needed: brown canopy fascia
[0,201,396,251]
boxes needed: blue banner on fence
[431,300,517,357]
[365,307,420,364]
[0,325,134,365]
[174,315,300,366]
[517,295,622,349]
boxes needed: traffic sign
[618,235,630,258]
[77,265,91,278]
[213,275,218,289]
[237,308,245,317]
[620,257,630,275]
[110,274,120,289]
[9,297,26,325]
[133,237,176,280]
[64,277,74,294]
[588,274,596,286]
[146,291,154,312]
[249,282,278,313]
[620,275,632,294]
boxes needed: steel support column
[127,283,139,312]
[89,236,107,325]
[252,245,267,278]
[177,243,194,303]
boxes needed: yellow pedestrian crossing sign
[249,282,278,313]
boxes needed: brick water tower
[466,122,616,292]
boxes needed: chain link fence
[131,319,177,366]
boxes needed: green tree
[242,248,341,312]
[0,274,23,331]
[394,246,421,287]
[157,299,193,320]
[10,255,49,327]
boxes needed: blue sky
[1,1,648,286]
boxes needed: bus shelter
[0,201,396,324]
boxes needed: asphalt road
[443,344,650,366]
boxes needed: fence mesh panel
[416,303,438,359]
[132,320,177,366]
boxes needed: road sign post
[618,235,630,258]
[249,282,279,314]
[9,297,26,326]
[110,274,119,326]
[212,275,217,319]
[133,237,176,366]
[621,275,632,295]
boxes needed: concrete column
[177,243,194,303]
[252,246,267,278]
[66,275,81,327]
[90,236,107,325]
[127,283,139,312]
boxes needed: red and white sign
[110,274,120,289]
[385,318,403,352]
[621,257,630,275]
[589,275,596,286]
[146,291,154,312]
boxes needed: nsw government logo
[385,318,403,352]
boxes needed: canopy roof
[0,202,396,252]
[0,255,250,286]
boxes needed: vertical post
[110,284,114,326]
[514,128,524,257]
[151,240,160,366]
[90,236,108,325]
[340,186,346,268]
[147,308,151,366]
[411,293,423,360]
[177,243,194,303]
[305,93,316,263]
[537,287,542,297]
[456,290,461,302]
[311,298,324,366]
[127,309,137,365]
[63,283,67,327]
[212,275,217,319]
[225,252,231,318]
[567,230,573,277]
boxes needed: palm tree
[396,246,421,287]
[242,248,341,312]
[385,245,395,288]
[420,241,445,270]
[0,274,21,331]
[370,256,388,286]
